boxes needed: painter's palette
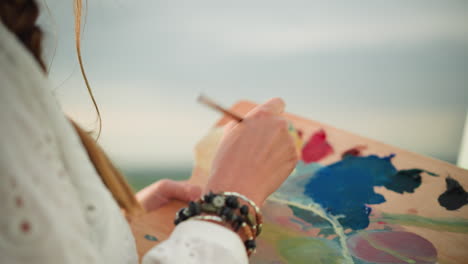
[190,101,468,264]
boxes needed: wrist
[203,184,265,207]
[206,168,267,206]
[174,191,262,256]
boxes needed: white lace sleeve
[142,221,248,264]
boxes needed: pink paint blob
[347,231,437,264]
[301,129,334,163]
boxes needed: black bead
[188,201,201,216]
[182,208,191,217]
[245,239,256,249]
[220,207,234,221]
[240,205,249,215]
[177,208,185,218]
[177,207,185,216]
[225,196,240,209]
[231,215,240,230]
[204,191,215,203]
[233,216,244,232]
[177,208,189,221]
[233,223,241,232]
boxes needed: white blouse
[0,21,248,264]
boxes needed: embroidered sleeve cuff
[143,220,248,264]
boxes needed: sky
[37,0,468,168]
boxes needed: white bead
[212,196,225,208]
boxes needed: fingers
[137,179,202,211]
[157,180,202,202]
[246,97,286,118]
[257,97,285,115]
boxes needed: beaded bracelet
[240,222,256,255]
[200,191,263,235]
[174,191,262,256]
[222,192,263,236]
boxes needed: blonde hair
[73,0,102,139]
[71,121,143,216]
[73,0,144,216]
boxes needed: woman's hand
[136,180,202,212]
[205,98,299,206]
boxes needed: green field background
[122,167,193,191]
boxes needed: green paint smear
[289,205,336,237]
[278,237,345,264]
[268,197,354,263]
[144,234,158,241]
[261,222,302,242]
[374,213,468,233]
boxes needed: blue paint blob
[304,155,398,230]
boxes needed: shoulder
[0,20,52,136]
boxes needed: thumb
[254,97,285,115]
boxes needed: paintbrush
[197,95,244,122]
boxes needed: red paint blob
[377,221,386,225]
[301,129,334,163]
[342,145,367,158]
[347,231,437,264]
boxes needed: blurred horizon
[38,0,468,173]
